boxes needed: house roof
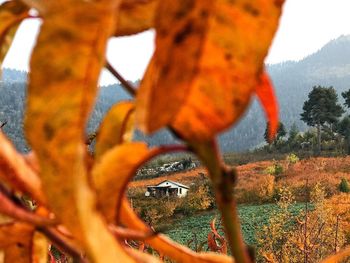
[156,180,189,189]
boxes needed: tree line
[265,85,350,155]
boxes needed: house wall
[178,188,188,197]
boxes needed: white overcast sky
[2,0,350,85]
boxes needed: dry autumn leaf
[0,132,45,203]
[171,0,284,141]
[0,0,29,74]
[0,222,34,263]
[0,0,287,261]
[24,1,136,262]
[95,101,135,159]
[137,0,284,141]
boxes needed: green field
[165,203,305,247]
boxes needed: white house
[145,180,189,198]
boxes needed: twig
[105,61,137,97]
[0,121,7,129]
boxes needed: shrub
[256,175,275,201]
[286,153,299,164]
[339,178,350,193]
[265,161,284,177]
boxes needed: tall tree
[287,123,299,149]
[301,86,344,154]
[337,116,350,154]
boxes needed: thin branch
[0,184,56,226]
[106,61,137,97]
[0,120,7,129]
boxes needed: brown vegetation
[131,156,350,205]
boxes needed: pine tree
[301,86,344,154]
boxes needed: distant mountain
[2,35,350,152]
[221,34,350,151]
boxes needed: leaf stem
[191,140,251,263]
[105,61,137,97]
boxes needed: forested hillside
[2,35,350,152]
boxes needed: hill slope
[2,35,350,151]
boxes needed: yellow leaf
[92,142,149,222]
[115,0,159,36]
[0,0,28,73]
[95,101,135,160]
[24,1,135,262]
[137,0,284,140]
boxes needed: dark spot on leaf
[233,98,242,107]
[174,0,195,19]
[174,23,193,44]
[200,9,209,18]
[44,123,55,140]
[225,53,233,61]
[243,3,260,17]
[16,242,24,248]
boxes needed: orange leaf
[255,72,279,142]
[0,223,49,263]
[136,0,282,141]
[169,0,284,141]
[136,0,213,133]
[0,0,29,74]
[114,0,159,36]
[0,222,34,263]
[95,101,135,160]
[24,1,135,262]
